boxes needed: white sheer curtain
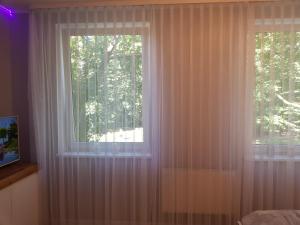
[251,1,300,211]
[29,2,300,225]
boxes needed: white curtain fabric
[251,2,300,210]
[28,2,300,225]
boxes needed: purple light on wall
[0,5,14,17]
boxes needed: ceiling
[3,0,90,10]
[2,0,278,10]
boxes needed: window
[58,23,150,155]
[254,19,300,157]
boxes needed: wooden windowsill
[0,163,38,190]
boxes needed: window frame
[253,18,300,159]
[56,22,151,156]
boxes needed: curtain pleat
[29,2,300,225]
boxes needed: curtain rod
[30,0,279,9]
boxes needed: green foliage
[8,123,18,140]
[0,128,7,140]
[0,123,18,151]
[70,34,143,142]
[5,138,18,151]
[255,32,300,144]
[70,30,300,145]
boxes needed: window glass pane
[255,31,300,144]
[70,34,143,143]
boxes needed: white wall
[0,173,39,225]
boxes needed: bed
[238,210,300,225]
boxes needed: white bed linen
[241,210,300,225]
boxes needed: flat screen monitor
[0,116,20,167]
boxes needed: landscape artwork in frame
[0,116,20,167]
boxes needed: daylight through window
[70,34,144,144]
[255,31,300,145]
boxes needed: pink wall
[0,14,13,114]
[0,13,31,163]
